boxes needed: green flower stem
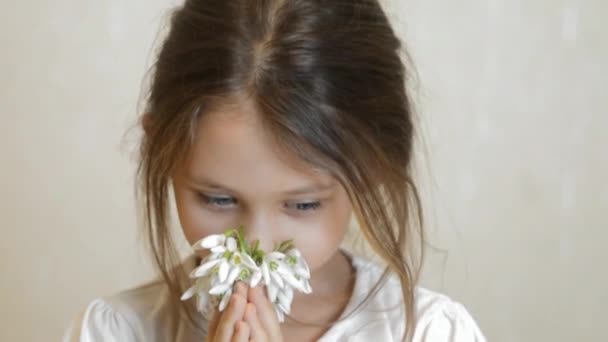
[225,225,294,260]
[223,229,236,238]
[277,239,294,253]
[236,225,248,253]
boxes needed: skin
[169,95,356,341]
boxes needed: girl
[64,0,486,341]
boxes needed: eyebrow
[188,175,336,196]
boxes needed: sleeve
[62,298,139,342]
[414,300,487,342]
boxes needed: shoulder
[62,297,140,342]
[63,280,201,341]
[63,255,205,342]
[348,253,487,342]
[411,287,487,342]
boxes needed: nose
[241,210,275,252]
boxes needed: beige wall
[1,1,606,341]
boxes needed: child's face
[171,100,353,275]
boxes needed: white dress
[63,251,487,342]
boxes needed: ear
[141,112,154,136]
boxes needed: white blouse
[63,252,487,341]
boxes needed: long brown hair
[135,0,424,341]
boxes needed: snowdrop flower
[181,225,313,322]
[260,249,312,321]
[285,249,312,294]
[181,274,218,319]
[194,233,226,250]
[227,249,261,286]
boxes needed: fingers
[232,282,252,341]
[213,291,247,342]
[231,321,250,342]
[244,302,267,341]
[234,281,247,298]
[207,282,280,342]
[247,286,282,341]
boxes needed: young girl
[64,0,486,341]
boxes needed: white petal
[267,283,279,303]
[226,237,237,251]
[204,252,222,262]
[277,296,291,315]
[267,251,286,260]
[262,262,271,285]
[218,289,232,312]
[227,266,240,284]
[192,239,205,251]
[300,257,310,269]
[250,270,262,287]
[218,260,229,282]
[193,286,210,311]
[296,258,311,278]
[275,262,292,277]
[190,259,221,278]
[303,280,313,294]
[275,305,285,322]
[281,271,304,291]
[200,234,226,249]
[293,264,310,279]
[210,276,220,287]
[270,270,284,288]
[277,290,292,314]
[196,294,205,312]
[241,253,259,269]
[180,285,196,301]
[209,283,231,295]
[288,248,302,258]
[283,285,294,302]
[211,245,227,254]
[230,251,241,265]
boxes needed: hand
[206,282,250,342]
[243,285,284,342]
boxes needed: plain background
[1,0,606,341]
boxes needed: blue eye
[289,201,322,212]
[197,192,321,213]
[199,194,236,208]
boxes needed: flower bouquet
[181,225,312,322]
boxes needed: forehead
[180,98,334,195]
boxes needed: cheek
[295,196,352,271]
[297,225,347,271]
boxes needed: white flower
[189,257,221,278]
[226,250,261,287]
[276,285,294,314]
[274,305,285,323]
[265,252,288,289]
[194,233,226,250]
[260,248,312,322]
[181,226,313,322]
[181,276,217,319]
[218,286,232,312]
[287,249,311,278]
